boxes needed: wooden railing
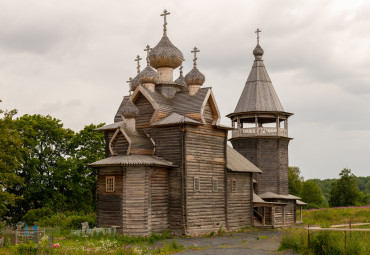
[232,127,288,138]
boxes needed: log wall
[146,126,184,235]
[149,168,169,233]
[97,167,123,229]
[231,138,290,195]
[226,172,253,229]
[185,125,227,234]
[203,101,214,124]
[135,93,154,126]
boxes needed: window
[232,179,237,192]
[106,176,115,192]
[212,178,218,192]
[194,177,200,191]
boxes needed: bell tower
[227,29,293,196]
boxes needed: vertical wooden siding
[146,126,184,234]
[123,167,148,235]
[185,126,226,234]
[226,172,253,229]
[150,168,169,233]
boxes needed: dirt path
[160,230,298,255]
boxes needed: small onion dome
[253,43,264,58]
[122,99,140,119]
[185,67,205,86]
[149,36,184,69]
[139,66,158,84]
[130,74,141,91]
[174,73,187,87]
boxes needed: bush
[22,207,54,226]
[16,242,38,255]
[309,231,342,255]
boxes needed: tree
[58,123,105,211]
[288,166,303,196]
[300,180,324,208]
[10,114,74,216]
[0,101,24,217]
[329,168,362,207]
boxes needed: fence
[305,223,370,252]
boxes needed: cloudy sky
[1,0,369,179]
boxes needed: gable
[109,128,130,156]
[135,93,155,127]
[200,90,221,125]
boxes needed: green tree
[10,114,74,217]
[60,123,105,211]
[300,180,324,208]
[288,166,303,196]
[329,168,362,207]
[0,101,24,217]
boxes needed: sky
[1,0,369,179]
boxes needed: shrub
[279,229,303,252]
[22,207,53,225]
[309,231,342,255]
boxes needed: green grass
[0,231,183,255]
[298,206,370,226]
[281,207,370,254]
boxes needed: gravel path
[158,230,298,255]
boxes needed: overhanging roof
[226,145,262,173]
[89,155,174,168]
[259,192,301,200]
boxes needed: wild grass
[0,231,183,255]
[281,207,370,254]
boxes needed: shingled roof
[90,155,174,167]
[233,44,285,114]
[226,145,262,173]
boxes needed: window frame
[232,179,237,192]
[212,178,218,192]
[194,177,200,191]
[105,176,115,192]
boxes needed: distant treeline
[310,176,370,205]
[289,166,370,208]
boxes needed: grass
[0,231,184,255]
[280,206,370,254]
[298,206,370,227]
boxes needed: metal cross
[179,65,183,75]
[144,45,152,65]
[126,77,132,84]
[191,47,200,67]
[160,9,170,35]
[255,28,261,44]
[134,55,142,74]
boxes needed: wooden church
[90,10,302,236]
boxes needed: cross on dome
[134,55,142,74]
[191,47,200,67]
[179,65,183,75]
[144,45,152,65]
[255,28,261,44]
[160,9,171,36]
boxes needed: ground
[158,230,298,255]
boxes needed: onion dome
[149,36,184,69]
[253,43,264,59]
[185,67,205,86]
[139,66,158,84]
[122,98,140,119]
[130,74,140,91]
[174,65,187,88]
[185,47,205,86]
[148,10,183,69]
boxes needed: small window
[194,177,200,191]
[106,176,115,192]
[212,178,218,192]
[232,179,237,192]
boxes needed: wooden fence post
[344,231,347,253]
[307,224,310,246]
